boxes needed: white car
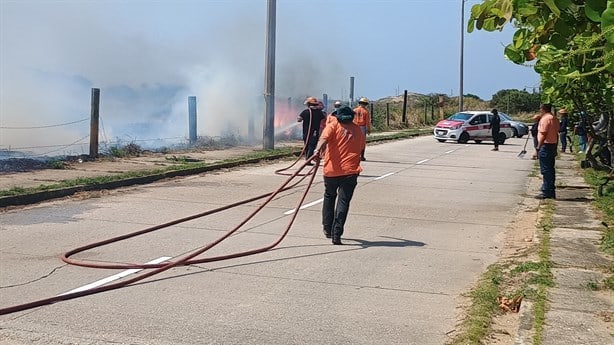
[433,111,514,144]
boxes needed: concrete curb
[0,152,297,208]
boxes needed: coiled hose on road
[0,114,323,315]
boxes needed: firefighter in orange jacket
[353,97,371,161]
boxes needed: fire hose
[1,155,321,316]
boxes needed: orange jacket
[353,106,371,131]
[320,116,365,177]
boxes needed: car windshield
[498,113,512,122]
[447,113,472,121]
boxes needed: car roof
[459,110,494,114]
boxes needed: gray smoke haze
[0,1,348,156]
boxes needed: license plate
[436,130,446,135]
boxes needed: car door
[472,114,489,138]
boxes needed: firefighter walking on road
[353,97,371,161]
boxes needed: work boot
[332,237,342,245]
[323,228,331,239]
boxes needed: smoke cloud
[0,1,348,156]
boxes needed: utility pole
[263,0,276,150]
[349,76,355,107]
[459,0,465,112]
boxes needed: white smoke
[0,1,348,156]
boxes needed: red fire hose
[0,156,321,316]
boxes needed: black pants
[322,174,358,239]
[303,131,318,160]
[492,130,500,148]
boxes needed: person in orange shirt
[353,97,371,161]
[314,106,365,245]
[536,103,560,199]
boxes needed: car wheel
[517,134,524,139]
[437,139,446,143]
[498,132,507,145]
[474,140,482,144]
[512,128,519,138]
[458,132,470,144]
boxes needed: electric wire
[0,118,89,129]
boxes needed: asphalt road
[0,136,534,345]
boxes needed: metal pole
[459,0,465,112]
[89,88,100,158]
[402,90,408,124]
[322,93,328,113]
[349,76,355,107]
[263,0,276,150]
[188,96,197,145]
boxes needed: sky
[0,0,540,156]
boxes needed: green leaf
[505,44,525,64]
[470,3,485,18]
[554,0,572,11]
[476,16,485,30]
[550,33,569,49]
[585,0,607,22]
[554,17,574,38]
[513,29,529,49]
[517,4,539,16]
[602,2,614,44]
[467,19,475,33]
[543,0,561,17]
[483,17,497,31]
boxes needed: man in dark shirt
[490,108,501,151]
[558,108,569,152]
[297,97,326,164]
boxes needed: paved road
[0,136,534,345]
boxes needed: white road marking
[445,150,455,154]
[374,172,395,180]
[284,198,324,215]
[416,159,430,165]
[60,256,172,296]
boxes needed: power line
[0,118,88,129]
[1,134,90,151]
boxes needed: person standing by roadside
[490,108,501,151]
[353,97,371,161]
[574,119,588,153]
[558,108,569,152]
[530,114,541,160]
[536,103,560,199]
[297,97,326,165]
[313,106,365,245]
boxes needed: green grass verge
[448,264,503,345]
[582,168,614,255]
[0,147,298,198]
[532,201,555,345]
